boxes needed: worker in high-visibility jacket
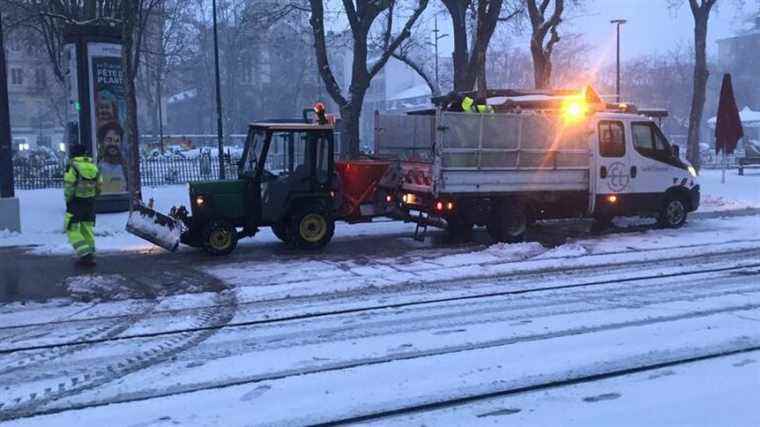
[64,145,102,265]
[461,96,494,113]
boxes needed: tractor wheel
[271,222,290,243]
[289,208,335,250]
[202,221,238,256]
[487,200,528,243]
[658,195,688,229]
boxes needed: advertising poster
[88,43,129,195]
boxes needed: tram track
[1,257,759,356]
[314,344,760,426]
[3,288,758,422]
[0,290,238,422]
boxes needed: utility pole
[432,15,448,89]
[611,19,627,103]
[212,0,225,179]
[0,14,14,198]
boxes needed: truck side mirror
[671,145,680,158]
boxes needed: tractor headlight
[688,165,697,177]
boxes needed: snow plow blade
[126,203,184,252]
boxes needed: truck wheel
[487,201,527,243]
[658,196,688,229]
[289,208,335,250]
[202,221,238,256]
[271,222,290,243]
[446,218,474,243]
[591,214,614,233]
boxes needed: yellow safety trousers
[65,214,95,257]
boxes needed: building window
[35,69,46,88]
[10,68,23,85]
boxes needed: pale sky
[567,0,748,61]
[432,0,753,63]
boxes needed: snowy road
[1,238,759,425]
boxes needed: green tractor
[129,121,337,255]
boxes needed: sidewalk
[0,247,225,303]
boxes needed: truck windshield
[241,130,266,176]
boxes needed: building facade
[5,32,65,154]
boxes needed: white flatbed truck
[375,87,700,242]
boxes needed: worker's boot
[77,253,96,267]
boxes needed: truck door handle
[630,166,637,178]
[600,166,607,179]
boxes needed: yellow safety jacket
[461,96,494,114]
[64,156,102,202]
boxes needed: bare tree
[526,0,565,89]
[391,32,442,96]
[309,0,429,158]
[120,0,162,200]
[683,0,718,170]
[439,0,522,92]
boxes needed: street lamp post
[431,15,448,89]
[0,14,14,199]
[610,19,627,103]
[212,0,225,179]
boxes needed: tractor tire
[271,222,290,243]
[202,221,238,256]
[658,195,688,229]
[487,200,528,243]
[289,207,335,250]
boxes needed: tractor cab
[173,121,337,255]
[240,122,335,226]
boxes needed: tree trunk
[121,0,141,202]
[340,91,365,159]
[687,14,709,170]
[531,40,549,89]
[448,2,470,92]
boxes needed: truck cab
[592,113,699,228]
[180,123,336,254]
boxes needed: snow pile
[535,242,589,259]
[62,274,139,302]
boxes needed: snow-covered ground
[1,251,758,425]
[0,169,758,425]
[0,168,759,255]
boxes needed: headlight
[195,195,206,206]
[688,165,697,177]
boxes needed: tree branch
[368,0,429,79]
[309,0,347,106]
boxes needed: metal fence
[13,155,241,190]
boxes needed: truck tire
[202,221,238,256]
[446,217,474,243]
[271,222,290,243]
[289,208,335,250]
[658,195,688,229]
[487,201,527,243]
[591,214,614,233]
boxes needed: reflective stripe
[72,240,88,249]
